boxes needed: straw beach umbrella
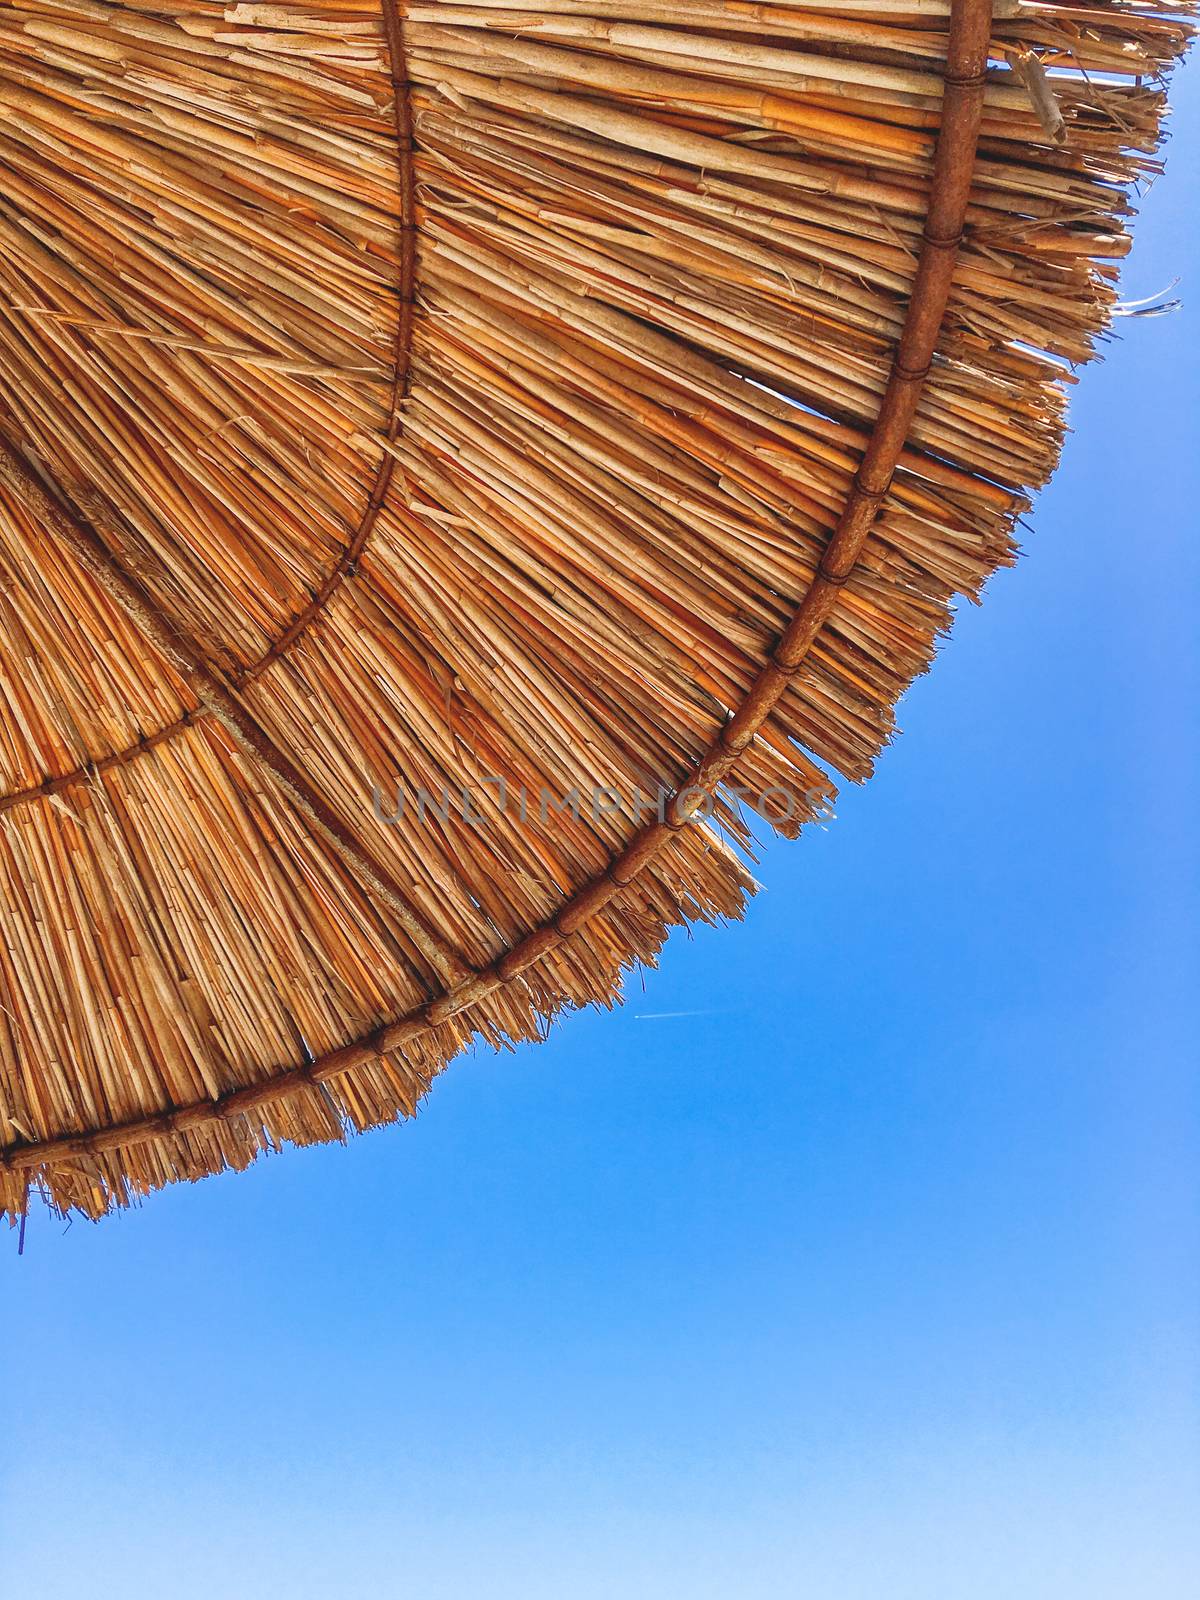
[0,0,1192,1217]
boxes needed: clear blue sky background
[4,72,1197,1600]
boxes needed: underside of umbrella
[0,0,1191,1216]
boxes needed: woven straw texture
[0,0,1192,1216]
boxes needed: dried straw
[0,0,1191,1217]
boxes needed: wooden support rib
[0,0,994,1180]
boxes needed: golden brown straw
[0,0,1192,1216]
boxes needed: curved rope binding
[0,0,420,819]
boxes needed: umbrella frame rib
[0,0,992,1181]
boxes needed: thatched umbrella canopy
[0,0,1191,1218]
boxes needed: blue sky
[4,73,1198,1600]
